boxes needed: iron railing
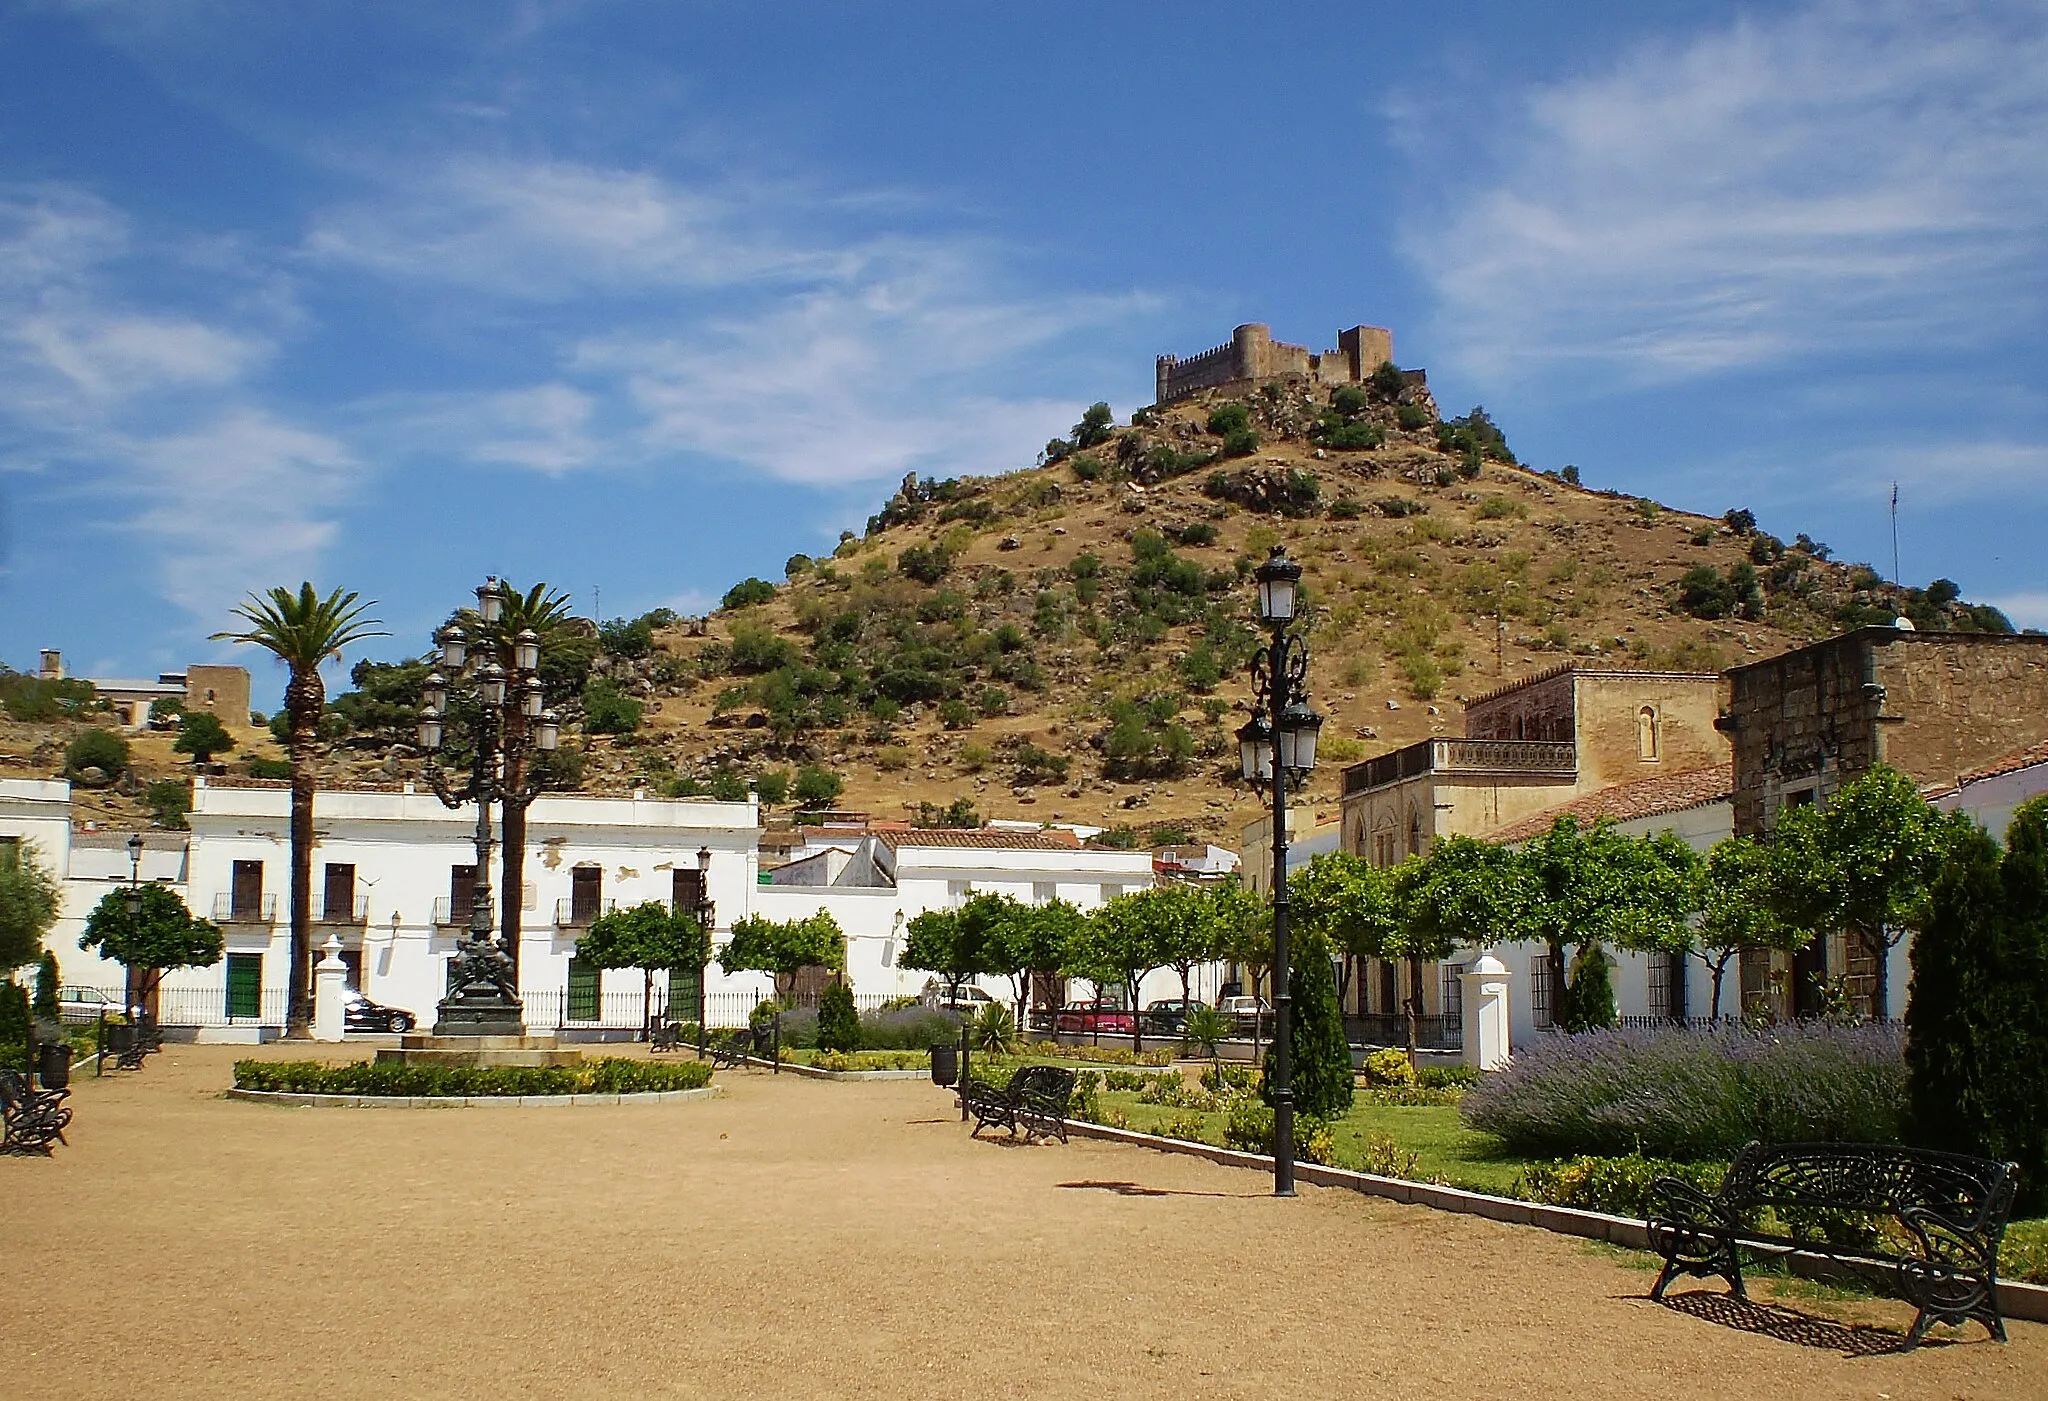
[212,893,278,924]
[1343,737,1577,797]
[555,898,614,928]
[316,893,369,924]
[432,897,474,928]
[1349,1012,1463,1050]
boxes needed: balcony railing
[1343,738,1578,797]
[432,897,476,929]
[212,893,278,924]
[556,897,614,928]
[316,893,369,924]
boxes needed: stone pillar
[1460,953,1510,1072]
[313,934,348,1042]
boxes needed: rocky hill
[3,371,2013,844]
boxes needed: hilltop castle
[1154,322,1404,404]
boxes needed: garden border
[720,1056,930,1081]
[1064,1119,2048,1327]
[226,1085,725,1109]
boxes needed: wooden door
[231,861,264,919]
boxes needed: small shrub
[64,729,130,783]
[143,779,191,829]
[792,766,843,809]
[1070,454,1106,482]
[1395,403,1430,430]
[1220,426,1260,458]
[721,578,776,610]
[1360,1047,1416,1087]
[937,699,974,730]
[816,982,861,1053]
[1200,1061,1257,1096]
[971,1002,1018,1054]
[1327,496,1364,520]
[1476,495,1525,521]
[1358,1131,1420,1179]
[1515,1154,1726,1218]
[233,1057,713,1097]
[1206,402,1250,437]
[1161,1110,1211,1142]
[875,745,911,772]
[582,680,643,734]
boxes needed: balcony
[1342,738,1577,798]
[556,897,614,929]
[316,893,369,925]
[213,893,278,924]
[433,897,477,929]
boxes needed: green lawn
[1097,1092,1537,1194]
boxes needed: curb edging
[1062,1119,2048,1326]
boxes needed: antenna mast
[1890,482,1900,589]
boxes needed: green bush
[144,779,191,828]
[33,952,58,1019]
[173,709,235,763]
[64,729,130,783]
[1359,1047,1416,1087]
[1220,426,1260,458]
[1396,403,1430,430]
[233,1057,714,1097]
[721,578,776,610]
[1263,931,1353,1119]
[897,544,953,584]
[1515,1153,1726,1218]
[816,982,861,1053]
[792,766,844,810]
[582,680,643,734]
[1221,1099,1333,1164]
[1206,402,1250,436]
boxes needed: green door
[667,964,702,1025]
[567,958,600,1021]
[225,954,262,1020]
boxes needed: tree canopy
[720,910,846,978]
[578,900,708,1027]
[0,841,60,971]
[78,883,223,997]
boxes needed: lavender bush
[857,1005,961,1050]
[1461,1023,1908,1160]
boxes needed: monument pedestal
[376,1033,584,1070]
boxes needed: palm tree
[214,584,386,1038]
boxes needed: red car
[1053,1001,1135,1034]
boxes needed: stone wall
[1155,322,1396,404]
[1462,667,1726,792]
[1723,629,2048,840]
[184,665,252,727]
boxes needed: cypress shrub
[32,951,59,1020]
[1559,943,1617,1033]
[0,980,30,1071]
[1908,804,2048,1212]
[1264,932,1354,1119]
[816,982,861,1054]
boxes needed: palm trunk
[501,797,527,989]
[285,671,323,1039]
[1405,958,1423,1062]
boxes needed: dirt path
[3,1045,2041,1400]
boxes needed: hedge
[233,1057,714,1097]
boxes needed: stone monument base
[376,1034,585,1070]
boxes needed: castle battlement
[1154,322,1398,404]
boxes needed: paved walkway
[3,1045,2041,1400]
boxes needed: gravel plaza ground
[3,1044,2044,1401]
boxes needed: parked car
[1219,995,1273,1035]
[1141,998,1207,1035]
[928,984,996,1017]
[343,991,416,1034]
[1053,1000,1134,1035]
[55,986,124,1024]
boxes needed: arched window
[1638,705,1660,760]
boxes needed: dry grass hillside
[5,373,2009,844]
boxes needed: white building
[1933,739,2048,841]
[758,827,1165,1003]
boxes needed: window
[0,836,18,870]
[448,865,477,923]
[1638,706,1659,760]
[1407,808,1424,857]
[225,953,262,1020]
[672,867,705,914]
[571,865,603,922]
[567,958,600,1020]
[231,860,264,919]
[949,880,972,906]
[339,949,363,991]
[666,964,701,1023]
[1647,953,1673,1020]
[1032,881,1056,905]
[1530,955,1554,1029]
[1441,963,1465,1019]
[1097,884,1121,904]
[322,863,356,922]
[1371,825,1397,868]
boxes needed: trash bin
[930,1042,958,1088]
[38,1039,72,1090]
[107,1023,135,1057]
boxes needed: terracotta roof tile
[1489,764,1733,844]
[879,828,1083,851]
[1956,738,2048,788]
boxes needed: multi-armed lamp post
[416,577,560,1036]
[1236,546,1323,1197]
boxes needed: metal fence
[77,984,290,1027]
[1348,1013,1463,1051]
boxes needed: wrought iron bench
[963,1065,1076,1144]
[705,1025,776,1070]
[1,1069,71,1155]
[649,1021,686,1053]
[1646,1140,2018,1349]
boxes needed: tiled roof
[879,828,1083,852]
[1955,738,2048,789]
[1489,764,1734,844]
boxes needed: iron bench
[963,1065,1076,1144]
[1,1069,71,1155]
[1646,1139,2018,1348]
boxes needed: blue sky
[3,0,2044,700]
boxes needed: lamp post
[417,577,561,1037]
[124,832,144,1018]
[1235,546,1323,1197]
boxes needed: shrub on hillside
[64,729,130,784]
[1460,1023,1908,1161]
[721,577,776,610]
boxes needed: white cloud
[1984,592,2048,632]
[0,183,351,621]
[1405,0,2048,385]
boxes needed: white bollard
[1460,953,1511,1072]
[313,934,349,1042]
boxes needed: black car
[1141,999,1206,1035]
[343,991,416,1034]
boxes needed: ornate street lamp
[1239,545,1323,1197]
[417,576,559,1037]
